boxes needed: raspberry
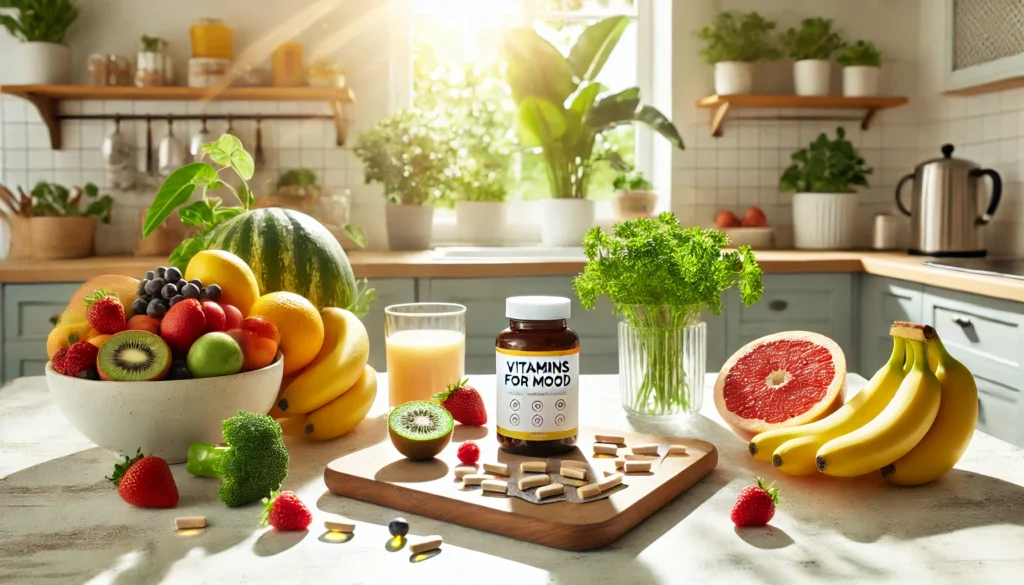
[457,441,480,465]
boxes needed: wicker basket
[7,216,96,259]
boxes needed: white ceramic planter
[792,192,859,250]
[714,61,754,95]
[386,203,435,250]
[541,198,595,247]
[843,66,880,97]
[794,59,831,96]
[455,201,508,245]
[612,190,658,221]
[9,42,71,84]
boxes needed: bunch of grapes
[133,267,222,319]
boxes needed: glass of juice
[385,303,467,407]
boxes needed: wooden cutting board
[324,423,717,551]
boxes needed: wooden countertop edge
[0,252,1020,303]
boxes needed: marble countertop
[2,373,1024,585]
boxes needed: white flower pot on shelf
[793,59,831,96]
[714,61,754,95]
[8,42,71,84]
[455,201,508,245]
[541,198,595,247]
[385,203,434,250]
[842,66,880,97]
[612,190,657,221]
[792,192,859,250]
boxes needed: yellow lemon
[185,250,261,316]
[47,322,99,359]
[249,292,324,375]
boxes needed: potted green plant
[611,170,656,221]
[4,182,113,259]
[838,40,882,97]
[353,109,453,250]
[781,17,845,96]
[698,11,779,95]
[454,164,509,245]
[574,212,763,419]
[0,0,78,84]
[780,127,872,249]
[502,16,684,247]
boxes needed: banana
[815,338,941,477]
[275,308,370,415]
[881,336,978,486]
[302,365,378,440]
[749,337,906,467]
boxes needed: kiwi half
[98,331,172,381]
[388,401,454,460]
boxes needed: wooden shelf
[0,84,355,149]
[695,94,909,137]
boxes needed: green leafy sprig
[781,18,845,61]
[779,126,872,193]
[0,0,78,43]
[698,11,780,64]
[612,170,652,191]
[837,40,881,67]
[28,181,113,222]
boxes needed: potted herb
[3,181,113,259]
[780,127,872,249]
[0,0,78,84]
[611,170,656,221]
[502,16,684,247]
[574,213,763,418]
[353,109,453,250]
[698,11,779,95]
[454,164,509,245]
[838,40,882,97]
[781,17,845,96]
[136,35,172,87]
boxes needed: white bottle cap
[506,296,571,320]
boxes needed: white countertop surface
[2,373,1023,585]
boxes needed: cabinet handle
[952,316,973,328]
[977,398,984,423]
[768,300,788,312]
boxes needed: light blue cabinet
[359,279,417,374]
[3,283,83,383]
[858,277,924,372]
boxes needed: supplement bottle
[495,296,580,456]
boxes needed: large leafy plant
[698,11,780,63]
[27,181,112,222]
[781,18,844,61]
[0,0,78,43]
[837,40,881,67]
[574,213,763,414]
[779,127,872,193]
[501,16,684,200]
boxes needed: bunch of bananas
[749,321,978,486]
[270,308,378,441]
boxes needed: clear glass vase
[618,305,706,419]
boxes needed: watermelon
[206,208,357,311]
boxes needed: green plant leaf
[83,196,114,224]
[345,278,376,318]
[236,182,255,207]
[585,87,640,129]
[178,200,216,228]
[343,224,367,248]
[167,233,208,273]
[515,97,568,148]
[568,16,629,82]
[213,206,243,224]
[501,28,576,105]
[143,162,216,237]
[635,106,685,150]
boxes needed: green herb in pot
[612,170,652,191]
[837,40,881,67]
[0,0,79,43]
[781,18,844,61]
[573,212,763,414]
[697,11,780,64]
[779,126,872,193]
[28,181,113,222]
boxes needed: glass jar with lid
[190,18,233,59]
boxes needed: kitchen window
[399,0,650,218]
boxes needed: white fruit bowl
[45,353,283,464]
[720,227,774,249]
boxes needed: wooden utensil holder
[6,216,97,259]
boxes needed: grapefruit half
[714,331,846,438]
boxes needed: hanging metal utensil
[254,116,265,172]
[157,116,187,177]
[145,119,153,175]
[189,117,212,163]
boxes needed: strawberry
[432,379,487,426]
[106,449,179,508]
[457,441,480,465]
[52,347,69,375]
[730,477,780,527]
[261,490,312,531]
[61,341,99,378]
[85,290,127,334]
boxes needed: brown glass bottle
[495,296,580,456]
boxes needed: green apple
[186,332,244,378]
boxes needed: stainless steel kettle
[895,144,1001,257]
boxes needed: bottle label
[495,347,579,441]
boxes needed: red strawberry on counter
[432,378,487,426]
[106,449,179,508]
[61,341,99,378]
[86,290,127,334]
[261,490,312,531]
[731,477,780,527]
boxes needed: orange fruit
[184,250,260,316]
[47,323,99,359]
[88,334,112,348]
[248,292,324,375]
[59,275,139,324]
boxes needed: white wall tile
[3,124,26,149]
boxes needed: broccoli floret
[186,411,290,507]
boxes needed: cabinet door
[2,282,84,383]
[724,274,855,367]
[858,276,925,373]
[421,277,618,375]
[360,279,417,373]
[3,342,50,381]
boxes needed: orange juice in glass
[385,303,466,407]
